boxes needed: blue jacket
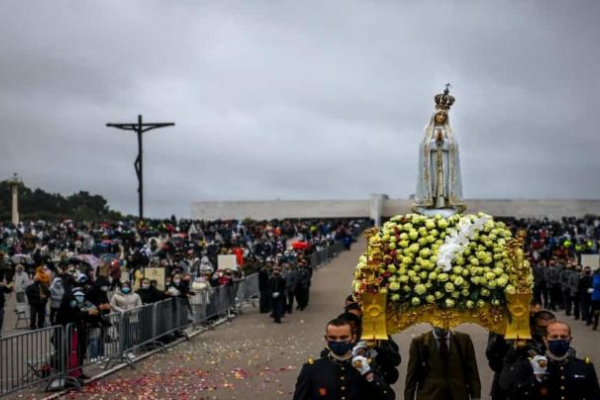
[591,274,600,302]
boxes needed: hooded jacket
[50,277,65,308]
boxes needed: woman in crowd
[110,281,142,354]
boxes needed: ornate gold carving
[385,304,508,334]
[361,293,388,340]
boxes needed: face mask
[548,339,570,357]
[121,287,131,294]
[142,284,150,289]
[70,300,78,308]
[173,279,181,285]
[434,328,448,337]
[75,296,85,303]
[327,340,353,358]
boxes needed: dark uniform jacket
[405,331,481,400]
[486,332,510,399]
[293,354,395,400]
[268,275,286,295]
[500,354,600,400]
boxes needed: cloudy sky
[1,1,599,218]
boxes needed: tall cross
[106,115,175,219]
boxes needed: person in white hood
[49,276,65,325]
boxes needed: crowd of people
[0,218,364,338]
[514,216,600,330]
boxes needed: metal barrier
[0,325,79,397]
[0,237,360,398]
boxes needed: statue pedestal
[411,205,465,218]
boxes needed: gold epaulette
[585,357,591,364]
[308,358,314,365]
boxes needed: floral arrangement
[353,213,534,312]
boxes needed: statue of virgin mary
[414,87,465,216]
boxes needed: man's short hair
[546,320,571,337]
[533,310,556,323]
[344,302,361,312]
[326,317,352,332]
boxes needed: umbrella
[70,255,102,270]
[99,253,118,263]
[292,241,309,250]
[11,254,33,264]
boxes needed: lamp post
[8,173,23,225]
[106,115,175,220]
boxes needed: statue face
[434,112,447,125]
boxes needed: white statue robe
[415,114,464,208]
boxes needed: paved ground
[6,237,600,399]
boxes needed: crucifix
[106,115,175,219]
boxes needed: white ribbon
[436,214,491,272]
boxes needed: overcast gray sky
[1,1,599,218]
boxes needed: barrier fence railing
[0,237,363,397]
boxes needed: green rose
[496,276,508,287]
[437,273,449,282]
[411,297,421,306]
[415,284,427,295]
[389,282,400,291]
[391,294,400,302]
[437,219,449,229]
[420,248,431,258]
[477,300,486,308]
[444,282,455,293]
[481,289,491,297]
[426,295,436,303]
[428,272,438,281]
[445,299,455,308]
[454,276,465,286]
[466,300,475,309]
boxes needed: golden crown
[434,84,455,111]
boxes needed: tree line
[0,180,124,222]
